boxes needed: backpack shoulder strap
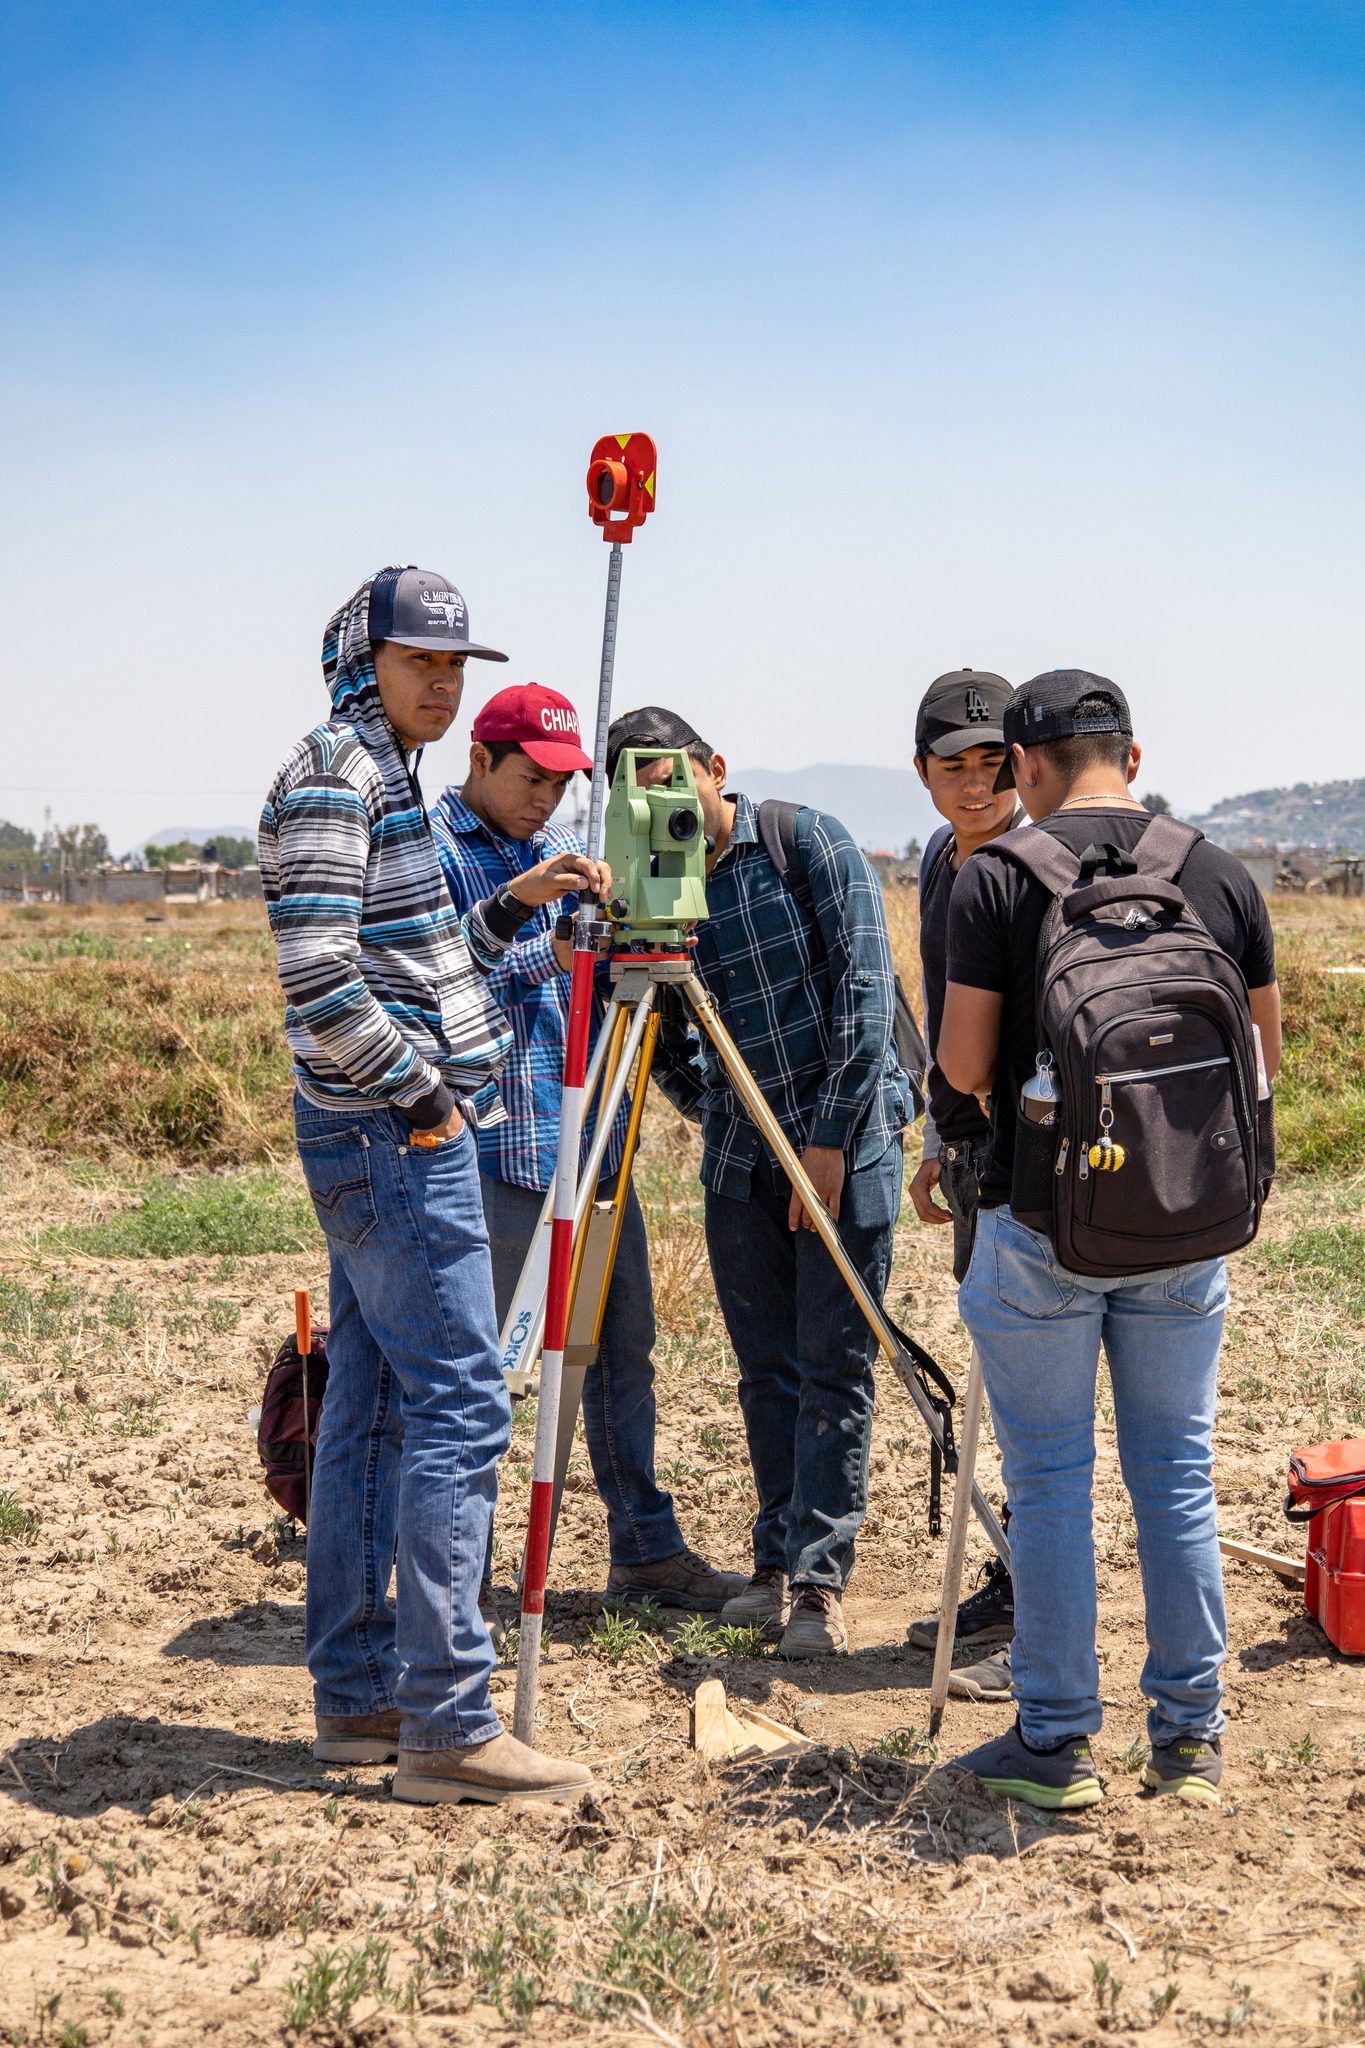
[918,824,955,906]
[987,826,1082,896]
[1133,813,1203,882]
[756,799,813,908]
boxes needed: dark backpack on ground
[999,815,1272,1278]
[257,1326,329,1523]
[756,800,927,1118]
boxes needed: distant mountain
[732,764,937,855]
[1189,778,1365,852]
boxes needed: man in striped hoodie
[260,566,604,1806]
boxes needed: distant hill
[125,824,257,861]
[1190,778,1365,852]
[732,764,937,855]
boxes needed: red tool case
[1286,1438,1365,1656]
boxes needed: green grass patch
[1256,1223,1365,1319]
[1275,945,1365,1174]
[43,1171,319,1258]
[0,1490,39,1543]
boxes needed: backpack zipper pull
[1078,1144,1089,1181]
[1055,1137,1069,1176]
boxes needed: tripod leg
[498,993,649,1391]
[927,1345,987,1737]
[535,1010,663,1566]
[678,970,1008,1565]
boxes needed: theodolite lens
[667,808,699,842]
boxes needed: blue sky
[1,1,1362,847]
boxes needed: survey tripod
[509,430,1009,1742]
[505,940,1012,1739]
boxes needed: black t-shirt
[946,809,1277,1207]
[919,816,1026,1147]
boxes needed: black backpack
[998,815,1272,1277]
[755,800,927,1119]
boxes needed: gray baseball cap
[368,566,508,661]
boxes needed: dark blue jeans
[480,1172,685,1566]
[295,1096,511,1750]
[705,1138,903,1589]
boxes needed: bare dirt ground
[0,898,1362,2045]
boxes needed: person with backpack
[431,683,744,1618]
[605,707,915,1658]
[259,566,608,1807]
[936,670,1280,1809]
[902,669,1024,1702]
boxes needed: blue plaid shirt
[430,790,630,1191]
[655,792,912,1199]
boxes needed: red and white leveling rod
[512,434,658,1743]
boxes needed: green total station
[603,748,710,950]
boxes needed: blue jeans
[705,1138,903,1589]
[294,1096,511,1750]
[960,1205,1228,1749]
[480,1173,685,1565]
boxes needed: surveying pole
[513,435,658,1745]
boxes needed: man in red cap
[432,685,744,1617]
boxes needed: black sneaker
[907,1553,1014,1651]
[947,1720,1103,1811]
[1141,1736,1222,1807]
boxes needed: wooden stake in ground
[1217,1534,1305,1584]
[692,1679,811,1763]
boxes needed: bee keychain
[1087,1082,1126,1174]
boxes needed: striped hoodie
[258,571,533,1129]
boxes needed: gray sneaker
[778,1584,848,1659]
[605,1548,748,1613]
[947,1721,1103,1811]
[1141,1736,1222,1806]
[720,1567,788,1636]
[947,1643,1013,1703]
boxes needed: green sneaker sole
[978,1772,1104,1811]
[1140,1765,1221,1806]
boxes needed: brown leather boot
[313,1709,401,1763]
[393,1731,594,1806]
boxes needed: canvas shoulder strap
[987,826,1082,896]
[756,799,813,909]
[918,824,955,906]
[1132,813,1203,882]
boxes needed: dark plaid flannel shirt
[654,792,911,1198]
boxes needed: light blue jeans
[294,1096,512,1750]
[960,1205,1228,1750]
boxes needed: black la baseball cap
[915,669,1012,758]
[994,669,1133,791]
[368,566,508,661]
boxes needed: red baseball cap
[471,683,593,774]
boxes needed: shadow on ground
[161,1599,305,1665]
[0,1713,371,1818]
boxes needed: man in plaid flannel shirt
[433,683,744,1618]
[607,707,914,1659]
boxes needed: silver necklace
[1055,792,1146,813]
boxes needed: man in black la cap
[902,670,1024,1699]
[928,669,1281,1812]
